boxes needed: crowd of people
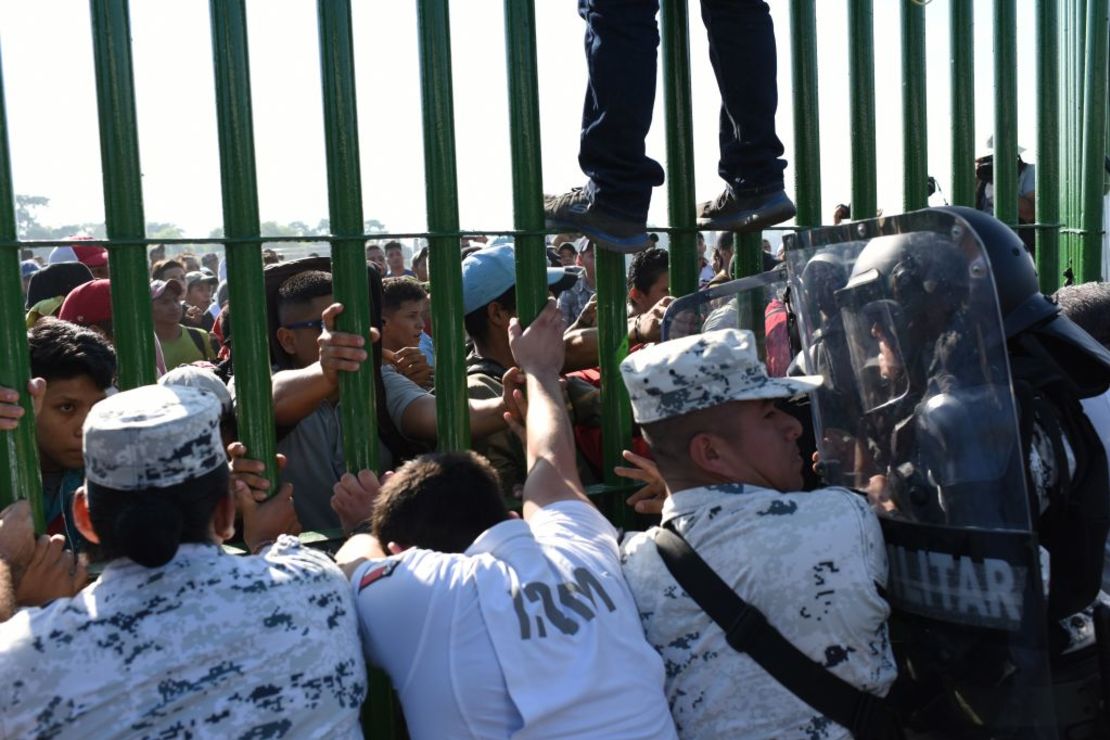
[2,2,1110,737]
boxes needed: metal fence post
[661,0,698,297]
[503,0,546,326]
[993,0,1019,228]
[89,0,156,390]
[0,52,44,529]
[416,0,468,451]
[209,0,278,491]
[318,0,378,474]
[1079,0,1109,281]
[595,248,632,524]
[951,1,976,207]
[849,0,877,219]
[902,0,928,211]
[1036,0,1062,289]
[789,0,821,227]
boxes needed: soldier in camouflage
[619,328,897,739]
[0,384,366,739]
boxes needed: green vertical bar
[318,0,378,475]
[209,0,277,491]
[503,0,546,326]
[951,0,976,207]
[902,0,928,211]
[789,0,821,226]
[848,0,877,219]
[89,0,155,390]
[595,249,631,522]
[1065,0,1086,279]
[1079,0,1108,281]
[0,51,44,530]
[1059,0,1078,275]
[1036,0,1061,290]
[661,0,698,297]
[993,0,1018,227]
[416,0,467,451]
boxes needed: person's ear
[489,301,512,329]
[72,487,101,544]
[211,492,236,543]
[386,541,410,555]
[687,432,732,478]
[628,288,644,311]
[275,327,296,356]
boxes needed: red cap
[71,244,108,268]
[58,279,112,326]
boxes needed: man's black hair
[28,318,116,390]
[716,231,734,251]
[276,270,332,323]
[1054,282,1110,349]
[87,465,229,568]
[557,243,576,257]
[382,277,428,315]
[627,247,669,293]
[383,240,403,254]
[464,286,516,343]
[372,451,508,553]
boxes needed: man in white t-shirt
[618,329,897,739]
[336,300,676,739]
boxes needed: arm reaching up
[507,300,591,518]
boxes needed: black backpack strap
[654,524,903,740]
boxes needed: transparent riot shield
[784,211,1058,737]
[661,264,793,376]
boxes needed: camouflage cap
[619,328,824,424]
[83,384,225,491]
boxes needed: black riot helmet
[933,206,1110,395]
[838,231,971,349]
[931,206,1057,337]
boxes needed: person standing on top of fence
[545,0,795,252]
[619,328,897,739]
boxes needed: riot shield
[660,265,793,376]
[784,211,1058,737]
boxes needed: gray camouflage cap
[620,328,824,424]
[83,384,225,490]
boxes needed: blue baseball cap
[461,244,576,315]
[21,260,40,278]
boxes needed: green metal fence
[1,0,1108,736]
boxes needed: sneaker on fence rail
[696,187,796,231]
[544,187,651,254]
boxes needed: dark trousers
[578,0,787,221]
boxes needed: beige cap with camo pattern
[619,328,823,424]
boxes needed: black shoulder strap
[654,524,903,740]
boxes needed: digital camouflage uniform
[0,538,366,738]
[618,329,895,739]
[0,385,367,738]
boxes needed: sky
[1,0,1039,250]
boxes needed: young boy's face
[381,299,425,352]
[186,282,213,309]
[36,375,108,472]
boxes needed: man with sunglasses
[265,270,518,533]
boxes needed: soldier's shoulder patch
[358,560,398,592]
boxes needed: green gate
[1,1,1107,736]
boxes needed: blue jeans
[578,0,787,222]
